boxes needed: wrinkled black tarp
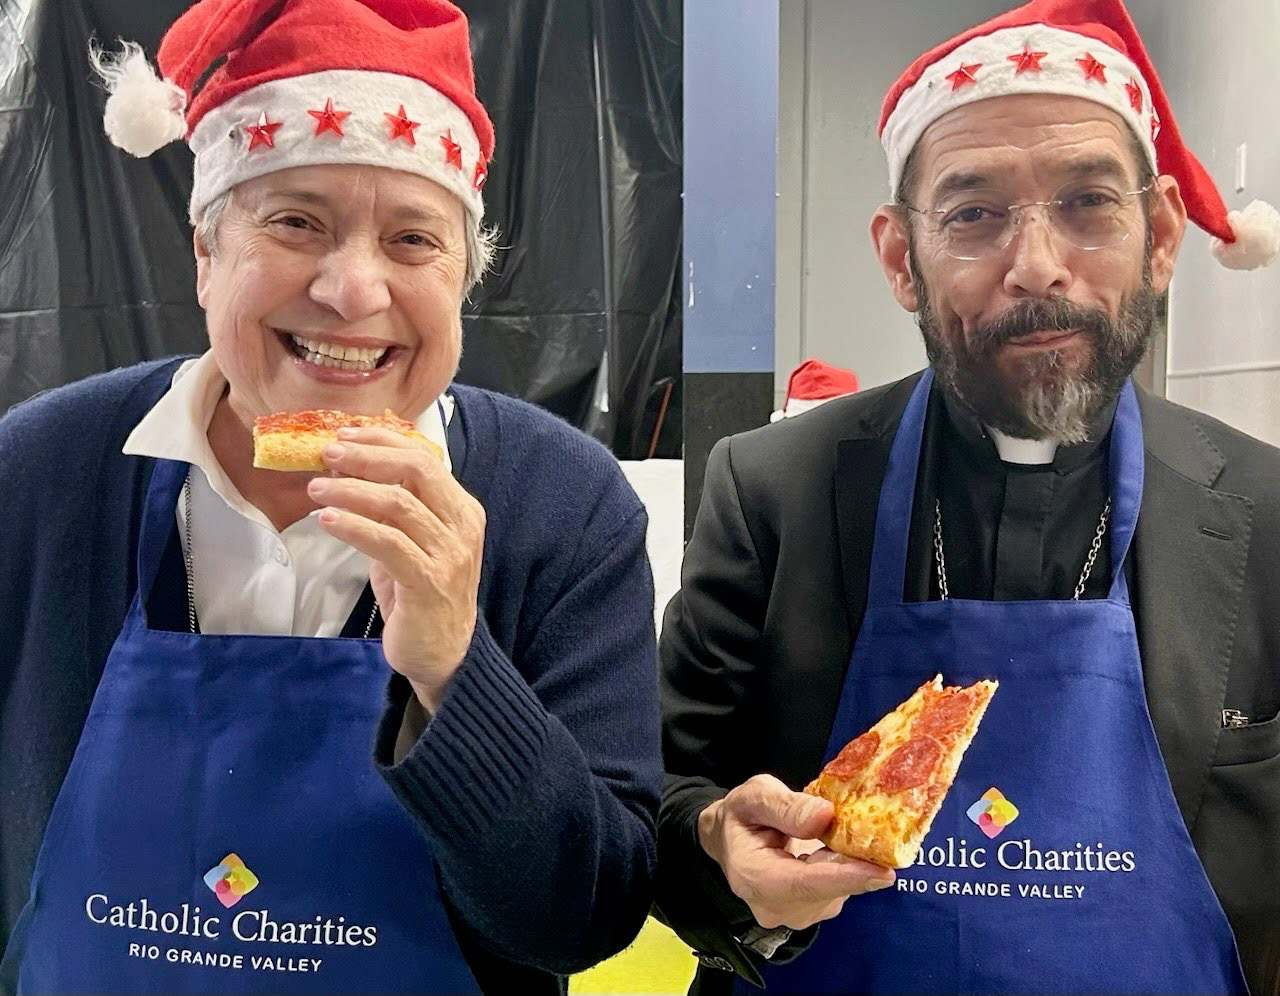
[0,0,682,457]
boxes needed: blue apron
[5,455,480,994]
[741,370,1247,994]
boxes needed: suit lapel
[1134,391,1254,831]
[834,437,890,637]
[833,375,922,638]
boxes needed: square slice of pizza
[252,409,442,471]
[805,675,997,868]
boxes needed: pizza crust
[805,675,997,869]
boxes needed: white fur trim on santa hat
[882,25,1154,194]
[187,69,485,224]
[1211,200,1280,271]
[772,396,837,420]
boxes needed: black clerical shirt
[902,385,1119,603]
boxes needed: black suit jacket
[657,373,1280,995]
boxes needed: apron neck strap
[1103,378,1144,595]
[865,371,1145,607]
[136,458,193,605]
[866,370,933,606]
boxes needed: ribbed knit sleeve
[378,619,552,838]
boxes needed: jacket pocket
[1214,711,1280,766]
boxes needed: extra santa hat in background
[89,0,493,226]
[877,0,1280,270]
[770,359,860,422]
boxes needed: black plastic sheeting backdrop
[0,0,682,458]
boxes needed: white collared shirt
[122,352,453,637]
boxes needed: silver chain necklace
[181,470,380,637]
[932,496,1111,601]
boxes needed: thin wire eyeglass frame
[902,180,1156,261]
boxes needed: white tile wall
[1164,374,1203,413]
[1168,370,1280,449]
[1128,0,1280,446]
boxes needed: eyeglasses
[903,180,1154,261]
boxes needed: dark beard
[912,254,1156,444]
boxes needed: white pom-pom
[89,40,187,157]
[1211,200,1280,270]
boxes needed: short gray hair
[194,188,499,296]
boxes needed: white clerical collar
[123,352,454,525]
[985,426,1057,465]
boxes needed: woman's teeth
[288,334,388,372]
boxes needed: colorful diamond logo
[202,853,260,909]
[966,787,1019,839]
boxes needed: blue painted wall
[683,0,778,374]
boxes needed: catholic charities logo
[966,787,1020,839]
[904,779,1135,903]
[83,848,381,975]
[203,853,260,909]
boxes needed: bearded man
[656,0,1280,993]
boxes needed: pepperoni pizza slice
[805,675,997,868]
[252,409,443,472]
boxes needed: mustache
[970,298,1113,353]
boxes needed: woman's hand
[308,426,485,711]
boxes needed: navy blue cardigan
[0,358,661,993]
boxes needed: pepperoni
[824,731,880,780]
[914,688,977,738]
[876,736,943,794]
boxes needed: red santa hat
[91,0,494,224]
[770,359,860,422]
[878,0,1280,270]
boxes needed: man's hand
[308,426,485,711]
[698,774,895,930]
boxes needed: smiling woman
[0,1,660,994]
[194,164,471,522]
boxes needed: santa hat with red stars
[91,0,493,224]
[879,0,1280,270]
[770,359,860,422]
